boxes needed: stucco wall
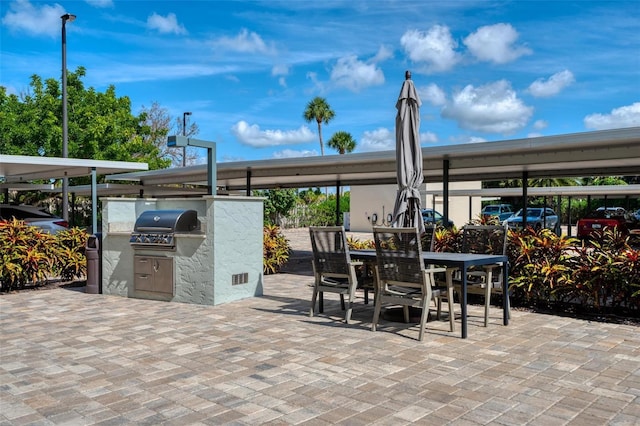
[349,182,481,232]
[101,196,263,305]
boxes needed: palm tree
[327,131,356,155]
[303,97,335,156]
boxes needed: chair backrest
[309,226,351,276]
[373,226,425,289]
[461,224,508,256]
[421,224,437,252]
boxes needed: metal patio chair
[451,224,509,327]
[309,226,361,324]
[371,226,454,341]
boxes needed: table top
[350,249,507,268]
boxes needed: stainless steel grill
[129,209,200,249]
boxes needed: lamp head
[61,14,76,23]
[167,135,188,147]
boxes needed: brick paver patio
[1,229,638,425]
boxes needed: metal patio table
[350,249,509,339]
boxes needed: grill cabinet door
[134,256,174,295]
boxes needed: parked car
[421,208,454,228]
[504,207,560,234]
[0,204,69,234]
[577,207,630,239]
[481,204,514,222]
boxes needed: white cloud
[463,23,531,64]
[420,83,447,106]
[330,55,385,92]
[449,135,488,144]
[231,121,316,147]
[533,119,548,130]
[1,0,66,37]
[468,136,488,143]
[221,155,245,162]
[147,13,187,35]
[84,0,113,7]
[357,129,437,152]
[441,80,533,134]
[370,45,394,63]
[305,71,325,94]
[272,64,289,87]
[420,131,438,143]
[271,64,289,76]
[272,149,318,159]
[358,128,394,152]
[212,28,273,54]
[400,25,461,73]
[584,102,640,130]
[528,70,575,98]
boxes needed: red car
[577,207,629,239]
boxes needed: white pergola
[107,127,640,225]
[108,127,640,191]
[2,127,639,228]
[1,155,148,232]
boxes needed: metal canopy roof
[43,183,208,197]
[107,127,640,190]
[423,184,640,198]
[0,155,148,183]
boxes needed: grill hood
[133,209,200,233]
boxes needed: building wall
[349,181,481,232]
[101,195,263,305]
[424,181,483,227]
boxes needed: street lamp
[61,13,76,222]
[182,112,192,166]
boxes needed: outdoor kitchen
[100,195,264,306]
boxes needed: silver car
[504,207,561,235]
[0,204,69,234]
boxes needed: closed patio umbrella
[391,70,424,233]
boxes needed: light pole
[182,112,192,166]
[61,13,76,222]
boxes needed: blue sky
[1,0,639,164]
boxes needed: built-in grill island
[129,210,200,296]
[101,197,264,306]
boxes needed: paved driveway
[1,230,639,425]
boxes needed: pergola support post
[443,159,450,228]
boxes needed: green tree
[303,97,335,156]
[327,131,356,155]
[254,189,297,225]
[0,67,168,170]
[583,176,628,186]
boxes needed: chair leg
[446,269,456,332]
[345,294,355,324]
[484,271,492,327]
[418,300,429,342]
[447,285,455,332]
[403,306,410,323]
[310,286,318,317]
[372,297,382,332]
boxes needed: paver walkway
[0,228,638,425]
